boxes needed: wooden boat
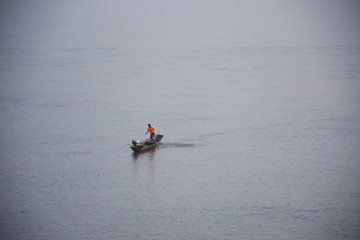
[130,134,164,153]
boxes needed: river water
[1,1,360,239]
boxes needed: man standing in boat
[146,124,156,142]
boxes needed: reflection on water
[131,147,158,161]
[131,147,158,195]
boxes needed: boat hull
[130,134,163,153]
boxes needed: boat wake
[160,142,196,148]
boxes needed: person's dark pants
[150,133,155,141]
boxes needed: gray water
[1,1,360,239]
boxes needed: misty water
[1,1,360,239]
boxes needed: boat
[130,134,164,153]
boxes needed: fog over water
[1,1,360,239]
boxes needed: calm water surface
[1,1,360,240]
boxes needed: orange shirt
[146,126,156,134]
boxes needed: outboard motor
[132,140,139,146]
